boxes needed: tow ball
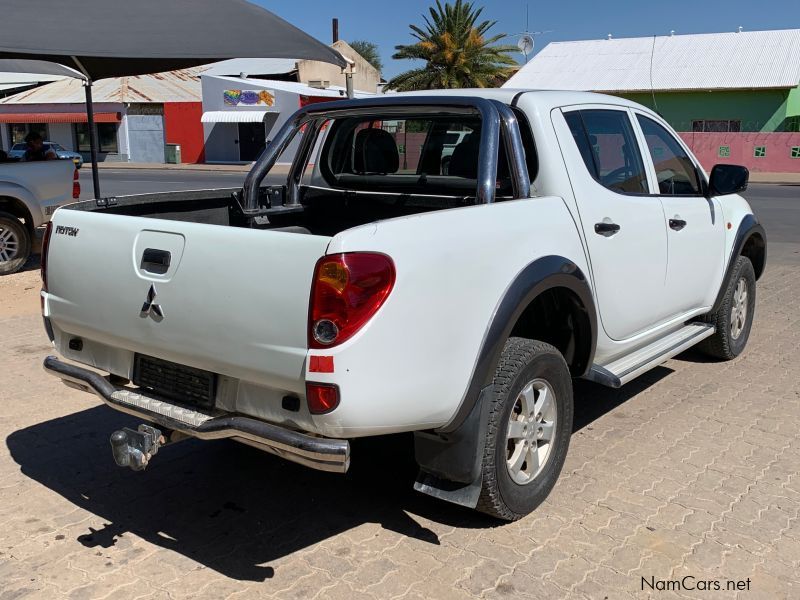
[109,424,166,471]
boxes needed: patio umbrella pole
[83,80,101,199]
[71,56,100,199]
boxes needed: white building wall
[126,108,165,163]
[201,75,319,163]
[0,102,139,161]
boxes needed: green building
[504,29,800,133]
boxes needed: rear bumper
[43,356,350,473]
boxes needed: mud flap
[413,384,493,508]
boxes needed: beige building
[297,40,380,93]
[202,41,381,94]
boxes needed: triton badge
[140,284,164,320]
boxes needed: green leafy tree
[386,0,518,91]
[349,40,384,73]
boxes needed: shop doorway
[238,122,266,161]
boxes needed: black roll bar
[241,95,530,213]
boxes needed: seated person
[22,132,57,161]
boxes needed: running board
[585,323,715,388]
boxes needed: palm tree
[386,0,518,91]
[349,40,383,73]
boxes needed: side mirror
[708,164,749,197]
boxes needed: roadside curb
[95,163,252,172]
[748,173,800,185]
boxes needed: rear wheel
[0,212,31,275]
[476,338,573,521]
[699,256,756,360]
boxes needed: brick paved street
[1,198,799,598]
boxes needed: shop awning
[201,110,270,124]
[0,111,120,123]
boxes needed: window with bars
[692,120,741,133]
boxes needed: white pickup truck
[41,91,766,520]
[0,159,79,274]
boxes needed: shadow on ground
[7,366,672,581]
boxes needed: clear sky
[255,0,797,78]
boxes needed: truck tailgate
[44,210,330,392]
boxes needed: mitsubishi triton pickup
[40,91,766,520]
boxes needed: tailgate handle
[141,248,171,274]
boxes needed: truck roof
[388,88,646,113]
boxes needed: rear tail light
[41,221,53,293]
[72,168,80,199]
[306,383,340,414]
[308,252,395,348]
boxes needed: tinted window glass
[568,110,649,194]
[637,115,702,195]
[564,112,597,177]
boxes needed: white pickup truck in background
[41,91,766,520]
[0,159,79,274]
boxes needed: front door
[238,122,266,162]
[555,107,670,341]
[633,112,726,314]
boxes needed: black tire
[476,338,573,521]
[0,211,31,276]
[699,256,756,360]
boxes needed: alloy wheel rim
[0,226,19,262]
[730,278,748,340]
[505,378,557,485]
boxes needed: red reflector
[309,355,334,373]
[72,168,80,198]
[306,383,339,414]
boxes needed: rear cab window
[318,113,517,199]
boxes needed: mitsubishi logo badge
[140,284,164,320]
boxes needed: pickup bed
[41,91,766,520]
[0,159,79,274]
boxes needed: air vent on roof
[307,80,330,89]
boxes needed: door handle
[594,221,621,237]
[669,218,687,231]
[141,248,171,274]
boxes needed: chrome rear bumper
[43,356,350,473]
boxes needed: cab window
[636,115,702,196]
[564,109,649,194]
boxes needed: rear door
[632,112,726,313]
[554,106,669,341]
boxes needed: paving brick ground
[1,260,798,599]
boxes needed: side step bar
[43,356,350,473]
[585,323,715,388]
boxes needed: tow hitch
[109,424,167,471]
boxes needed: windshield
[11,144,25,151]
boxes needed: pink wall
[390,130,800,175]
[679,132,800,173]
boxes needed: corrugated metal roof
[0,67,206,104]
[201,58,298,77]
[504,29,800,92]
